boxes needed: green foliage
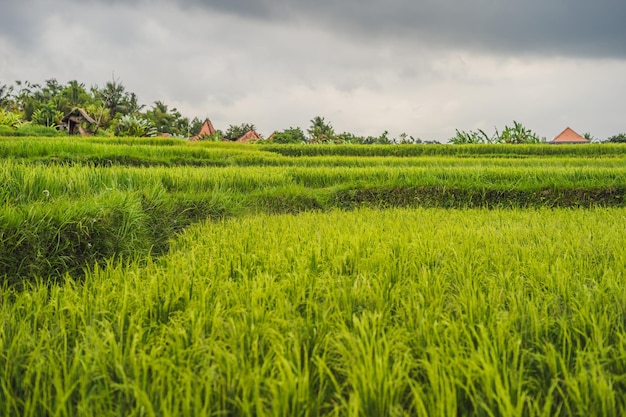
[361,130,394,145]
[0,109,23,128]
[396,132,422,144]
[0,83,14,109]
[57,80,91,114]
[334,131,360,143]
[303,118,409,145]
[583,132,597,142]
[114,114,158,137]
[269,127,306,144]
[0,123,64,137]
[0,124,63,137]
[2,137,626,414]
[2,138,626,281]
[2,207,626,414]
[262,142,626,157]
[308,116,335,143]
[13,80,40,120]
[31,101,64,127]
[608,133,626,143]
[450,121,541,145]
[92,76,143,118]
[198,131,224,142]
[0,125,15,136]
[2,78,191,136]
[15,124,62,136]
[224,123,256,141]
[144,100,190,136]
[496,120,541,144]
[188,117,204,136]
[84,103,111,134]
[449,128,494,144]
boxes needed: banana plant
[31,102,63,127]
[496,121,540,144]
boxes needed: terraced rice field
[1,137,626,416]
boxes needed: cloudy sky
[1,0,625,141]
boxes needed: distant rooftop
[550,127,589,144]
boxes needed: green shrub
[0,109,23,128]
[608,133,626,143]
[0,125,16,136]
[16,124,62,136]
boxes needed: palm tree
[125,92,144,116]
[224,123,256,141]
[97,77,128,117]
[307,116,335,143]
[31,102,63,127]
[14,80,40,120]
[0,83,14,109]
[62,80,88,109]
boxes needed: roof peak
[551,127,589,143]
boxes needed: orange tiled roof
[551,127,589,143]
[189,118,217,141]
[236,129,262,143]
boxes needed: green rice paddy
[1,137,626,416]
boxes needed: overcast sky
[1,0,625,141]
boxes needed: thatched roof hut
[236,129,262,143]
[550,127,589,144]
[62,108,97,136]
[189,118,217,141]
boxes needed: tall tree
[270,127,306,144]
[142,101,192,136]
[0,83,13,109]
[31,102,63,127]
[607,133,626,143]
[224,123,256,141]
[60,80,90,112]
[307,116,335,143]
[14,80,40,120]
[97,77,128,117]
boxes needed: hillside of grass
[2,207,626,415]
[1,137,625,283]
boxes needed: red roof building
[235,129,262,143]
[189,118,217,141]
[550,127,589,144]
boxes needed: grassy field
[1,137,626,415]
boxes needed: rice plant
[2,207,626,415]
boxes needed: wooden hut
[62,108,97,136]
[235,129,262,143]
[189,118,217,141]
[550,127,589,144]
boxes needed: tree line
[0,78,202,137]
[1,78,624,143]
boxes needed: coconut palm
[31,102,63,127]
[308,116,335,143]
[0,83,14,109]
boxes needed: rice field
[1,137,626,415]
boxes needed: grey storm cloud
[2,0,625,57]
[0,2,38,45]
[177,0,626,58]
[1,0,625,141]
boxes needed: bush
[0,125,16,136]
[607,133,626,143]
[268,127,306,144]
[449,121,541,144]
[0,109,23,128]
[114,115,157,137]
[0,124,60,137]
[16,124,62,136]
